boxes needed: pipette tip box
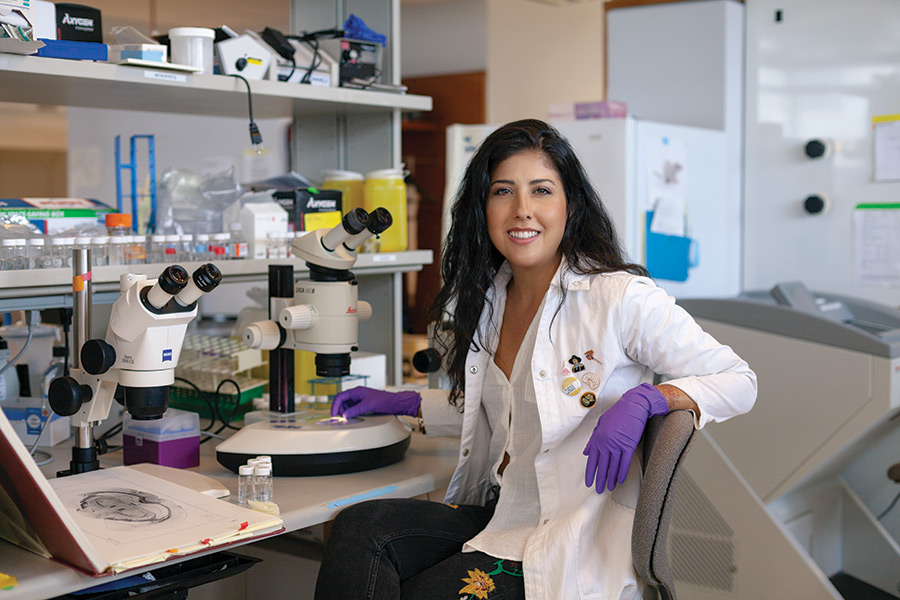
[123,408,200,469]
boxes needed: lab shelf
[0,54,432,119]
[0,250,433,310]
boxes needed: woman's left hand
[583,383,669,493]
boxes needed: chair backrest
[632,410,697,600]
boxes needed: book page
[49,466,282,572]
[0,407,105,574]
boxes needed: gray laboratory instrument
[670,282,900,599]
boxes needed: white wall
[486,0,605,124]
[401,0,486,77]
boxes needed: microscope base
[215,411,412,476]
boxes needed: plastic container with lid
[322,169,364,216]
[149,234,167,263]
[169,27,215,74]
[105,213,133,236]
[107,236,130,266]
[164,234,181,262]
[363,168,407,252]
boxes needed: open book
[0,408,284,576]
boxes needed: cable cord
[0,321,33,377]
[228,73,263,152]
[877,489,900,521]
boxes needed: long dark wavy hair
[429,119,647,405]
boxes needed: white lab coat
[420,262,757,600]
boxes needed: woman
[315,119,756,600]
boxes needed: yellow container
[294,349,317,396]
[363,168,407,252]
[321,170,365,216]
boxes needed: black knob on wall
[413,348,442,373]
[804,194,828,214]
[805,139,828,159]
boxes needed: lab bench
[2,428,460,600]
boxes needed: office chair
[633,410,697,600]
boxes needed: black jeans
[314,498,526,600]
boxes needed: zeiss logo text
[162,349,173,362]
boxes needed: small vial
[194,233,210,261]
[149,234,167,263]
[74,236,93,251]
[211,232,230,259]
[51,236,75,268]
[237,465,255,505]
[91,236,109,266]
[131,234,148,264]
[229,226,248,260]
[27,237,49,269]
[108,236,129,266]
[179,234,194,261]
[254,464,273,502]
[164,234,180,262]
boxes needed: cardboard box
[273,188,342,232]
[108,43,166,64]
[54,2,102,42]
[0,197,114,234]
[2,404,71,446]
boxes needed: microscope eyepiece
[146,265,189,309]
[367,207,393,235]
[322,208,369,252]
[344,207,369,234]
[192,263,223,292]
[175,263,223,307]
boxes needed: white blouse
[463,296,545,560]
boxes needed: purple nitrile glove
[583,382,669,493]
[331,386,422,420]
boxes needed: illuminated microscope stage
[215,410,412,476]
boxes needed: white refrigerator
[445,117,742,299]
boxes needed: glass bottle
[27,237,49,269]
[163,235,180,263]
[149,234,167,263]
[194,233,210,261]
[1,239,24,270]
[105,213,133,237]
[108,236,129,266]
[254,464,273,502]
[211,232,230,260]
[130,234,148,264]
[51,237,75,268]
[229,225,248,260]
[237,464,254,505]
[91,236,109,267]
[179,233,194,261]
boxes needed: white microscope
[49,257,222,476]
[216,207,414,476]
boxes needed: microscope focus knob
[48,376,93,416]
[80,339,116,375]
[280,305,317,330]
[412,348,442,374]
[357,301,373,322]
[242,320,282,350]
